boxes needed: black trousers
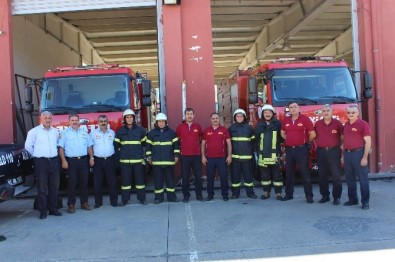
[93,155,118,205]
[180,155,203,198]
[260,164,283,194]
[120,163,145,202]
[316,147,342,199]
[231,159,255,196]
[66,157,89,206]
[285,145,313,198]
[34,157,60,212]
[153,166,176,201]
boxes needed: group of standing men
[24,101,372,219]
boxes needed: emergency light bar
[51,64,121,72]
[273,56,335,63]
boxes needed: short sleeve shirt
[343,119,371,150]
[176,122,203,156]
[281,114,314,146]
[202,125,230,158]
[314,118,343,147]
[90,128,115,158]
[58,127,93,157]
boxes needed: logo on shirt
[95,134,101,139]
[207,132,213,135]
[285,124,290,127]
[218,132,223,135]
[297,123,303,127]
[352,128,358,132]
[332,130,338,134]
[193,129,198,133]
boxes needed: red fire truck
[217,56,372,170]
[26,64,154,132]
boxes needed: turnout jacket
[228,122,255,161]
[114,124,147,164]
[146,126,180,166]
[255,118,282,166]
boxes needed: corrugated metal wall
[11,0,156,15]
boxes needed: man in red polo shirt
[201,113,232,201]
[281,101,316,203]
[343,105,371,210]
[176,108,204,203]
[314,104,343,205]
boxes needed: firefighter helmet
[156,112,167,121]
[233,109,246,117]
[123,109,135,117]
[262,104,275,114]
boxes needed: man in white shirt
[25,111,61,219]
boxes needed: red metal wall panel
[163,0,215,130]
[0,0,16,143]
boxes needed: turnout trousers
[120,163,146,203]
[231,159,255,196]
[260,164,283,194]
[153,165,176,201]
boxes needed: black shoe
[230,195,239,199]
[247,194,257,199]
[282,195,293,201]
[276,194,283,201]
[333,199,340,205]
[223,196,229,201]
[154,199,163,204]
[362,204,370,210]
[206,196,213,201]
[183,196,190,203]
[261,193,270,200]
[306,197,314,204]
[139,200,146,205]
[196,196,204,202]
[344,200,358,206]
[48,210,62,216]
[94,203,102,209]
[111,203,118,207]
[39,212,47,219]
[318,196,330,203]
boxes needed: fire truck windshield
[40,74,130,114]
[269,67,357,106]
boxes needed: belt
[37,156,58,160]
[317,146,339,151]
[344,147,364,152]
[67,155,88,159]
[286,144,307,149]
[94,155,114,160]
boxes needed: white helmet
[156,112,167,121]
[233,109,246,117]
[123,109,135,117]
[261,104,275,114]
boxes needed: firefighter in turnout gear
[114,109,147,206]
[146,113,180,204]
[255,105,283,200]
[228,109,257,199]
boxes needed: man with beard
[255,105,283,200]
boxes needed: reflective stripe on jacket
[114,125,147,164]
[228,122,255,160]
[146,126,180,165]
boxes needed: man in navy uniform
[25,111,62,219]
[90,115,118,208]
[58,114,94,213]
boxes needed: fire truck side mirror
[25,85,34,112]
[248,77,257,93]
[142,80,151,96]
[363,72,373,99]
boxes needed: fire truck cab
[26,64,154,132]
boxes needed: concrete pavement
[1,179,395,261]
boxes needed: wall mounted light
[163,0,181,5]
